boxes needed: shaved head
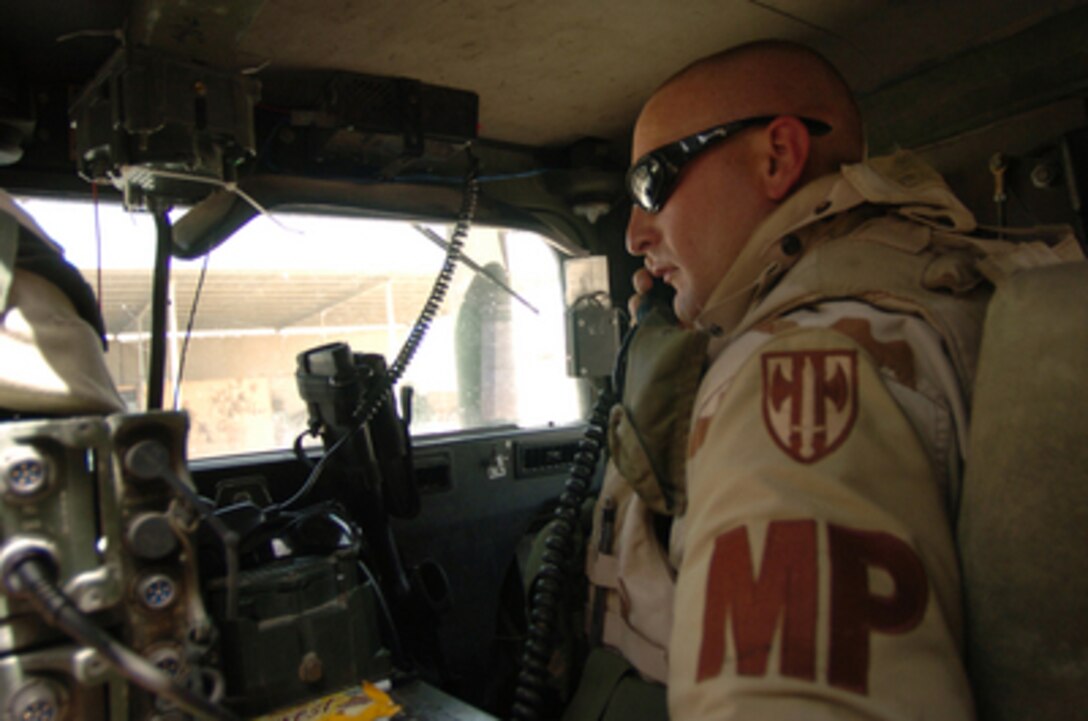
[626,41,868,323]
[636,40,865,182]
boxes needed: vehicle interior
[1,1,1086,720]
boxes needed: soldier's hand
[627,267,655,324]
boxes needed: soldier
[0,190,123,417]
[571,40,1081,720]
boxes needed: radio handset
[295,343,419,520]
[636,277,677,326]
[614,277,678,396]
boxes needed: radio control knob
[126,513,179,560]
[123,440,171,482]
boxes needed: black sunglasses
[626,115,832,213]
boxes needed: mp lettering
[697,520,928,694]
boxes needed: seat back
[959,261,1088,720]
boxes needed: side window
[21,197,583,458]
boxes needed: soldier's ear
[758,116,811,201]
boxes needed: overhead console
[69,46,260,211]
[68,45,480,213]
[254,68,479,179]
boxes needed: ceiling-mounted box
[69,46,260,209]
[256,69,478,178]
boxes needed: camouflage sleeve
[667,325,974,720]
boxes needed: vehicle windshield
[21,196,583,458]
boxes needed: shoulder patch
[762,349,858,464]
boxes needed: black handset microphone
[637,276,677,325]
[613,277,677,401]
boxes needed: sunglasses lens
[628,156,662,212]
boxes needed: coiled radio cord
[386,160,479,395]
[510,383,615,721]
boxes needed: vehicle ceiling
[236,0,1088,150]
[4,0,1088,151]
[3,0,1088,256]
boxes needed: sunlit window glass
[20,197,583,458]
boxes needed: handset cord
[511,302,657,720]
[510,382,615,721]
[274,151,480,514]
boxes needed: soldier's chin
[673,294,699,327]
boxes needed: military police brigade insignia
[762,350,858,464]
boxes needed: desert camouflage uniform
[0,191,123,414]
[583,153,1082,720]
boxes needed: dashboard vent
[516,440,581,478]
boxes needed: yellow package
[253,681,403,721]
